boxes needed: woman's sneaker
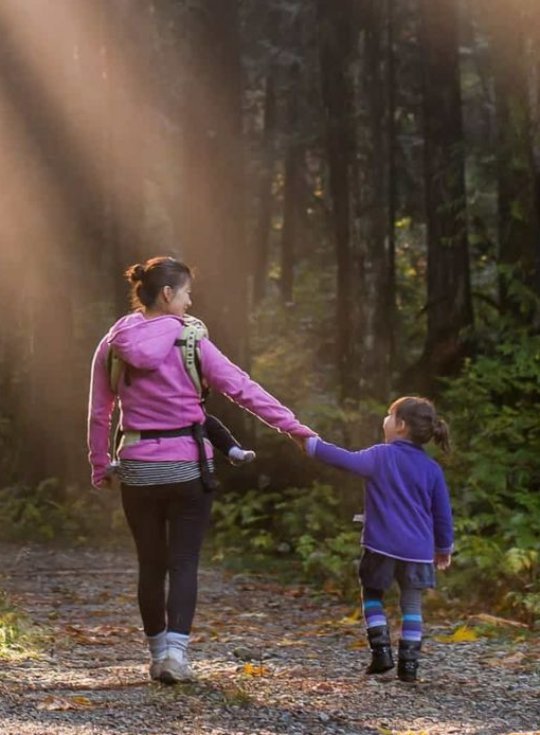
[159,652,194,684]
[149,660,165,681]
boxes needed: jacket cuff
[305,436,319,457]
[435,546,453,554]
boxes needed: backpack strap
[107,348,129,393]
[175,315,209,400]
[106,316,208,396]
[105,315,210,465]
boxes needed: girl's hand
[291,435,308,452]
[435,552,452,570]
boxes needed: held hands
[435,552,452,571]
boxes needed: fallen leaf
[483,651,526,668]
[71,696,93,707]
[283,587,305,598]
[468,613,528,629]
[434,625,478,643]
[348,639,368,650]
[340,608,362,625]
[312,682,334,693]
[242,662,267,677]
[37,695,93,711]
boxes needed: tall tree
[419,0,473,380]
[356,0,393,400]
[0,8,102,484]
[481,0,540,307]
[319,0,394,402]
[178,1,248,367]
[280,59,304,304]
[386,0,398,372]
[317,0,358,402]
[252,72,277,305]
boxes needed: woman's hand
[94,476,112,490]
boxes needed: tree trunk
[386,0,397,374]
[178,2,247,367]
[280,146,304,304]
[280,61,304,304]
[0,12,87,484]
[419,0,473,380]
[317,0,358,402]
[483,0,540,308]
[253,73,277,305]
[356,0,393,401]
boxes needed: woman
[88,256,315,684]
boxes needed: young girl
[305,396,453,682]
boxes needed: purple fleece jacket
[306,437,453,563]
[88,313,316,487]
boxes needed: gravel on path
[0,544,538,735]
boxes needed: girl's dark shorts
[359,549,435,591]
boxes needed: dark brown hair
[389,396,450,453]
[125,256,192,310]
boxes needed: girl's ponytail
[433,417,450,454]
[391,396,451,453]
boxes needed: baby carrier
[107,316,217,490]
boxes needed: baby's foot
[228,447,256,466]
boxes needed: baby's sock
[228,446,256,465]
[166,631,190,662]
[147,629,167,663]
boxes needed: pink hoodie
[88,312,315,486]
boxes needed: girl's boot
[366,625,394,674]
[397,639,421,682]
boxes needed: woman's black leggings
[121,479,213,637]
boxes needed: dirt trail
[0,544,538,735]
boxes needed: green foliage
[212,481,360,595]
[0,478,129,545]
[441,327,540,623]
[0,590,45,660]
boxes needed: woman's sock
[147,629,167,662]
[166,631,190,662]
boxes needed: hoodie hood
[107,312,183,370]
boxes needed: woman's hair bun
[125,263,146,283]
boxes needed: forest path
[0,544,538,735]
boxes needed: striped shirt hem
[118,459,214,487]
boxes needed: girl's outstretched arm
[305,436,379,478]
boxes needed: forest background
[0,0,538,625]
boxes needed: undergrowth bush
[0,589,46,660]
[211,481,360,595]
[212,326,540,624]
[0,478,128,545]
[441,328,540,623]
